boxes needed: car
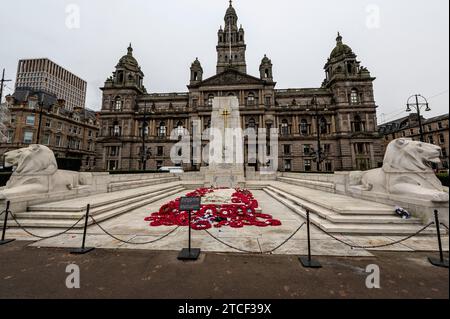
[158,166,184,174]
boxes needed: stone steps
[277,176,336,193]
[108,176,179,192]
[264,187,439,235]
[270,182,393,215]
[7,185,185,229]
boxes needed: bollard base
[299,256,322,268]
[178,248,201,261]
[0,239,15,246]
[70,247,95,255]
[428,257,449,268]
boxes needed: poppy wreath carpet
[144,188,282,230]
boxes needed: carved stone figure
[350,138,449,203]
[0,145,92,199]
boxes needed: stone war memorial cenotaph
[204,96,246,188]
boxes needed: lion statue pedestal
[344,138,449,224]
[0,145,93,200]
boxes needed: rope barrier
[0,210,5,218]
[317,222,435,250]
[440,223,449,231]
[204,222,306,254]
[8,212,85,240]
[89,215,181,245]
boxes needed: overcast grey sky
[0,0,448,123]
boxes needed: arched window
[281,119,290,136]
[350,89,359,105]
[265,69,269,78]
[114,97,123,111]
[176,121,184,137]
[247,118,256,130]
[227,92,235,97]
[300,119,309,136]
[158,121,166,137]
[112,121,121,137]
[207,94,214,107]
[319,117,329,135]
[353,115,364,132]
[193,72,198,81]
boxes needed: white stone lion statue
[0,145,92,199]
[350,138,449,203]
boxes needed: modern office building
[15,58,87,111]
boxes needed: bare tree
[0,102,10,143]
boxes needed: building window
[300,119,309,136]
[280,120,290,136]
[113,124,121,137]
[42,134,50,145]
[304,160,312,172]
[324,144,331,155]
[45,119,51,127]
[265,96,271,107]
[10,114,15,124]
[158,122,166,137]
[439,134,445,144]
[442,148,447,157]
[247,118,256,130]
[319,117,329,135]
[438,122,443,129]
[156,160,163,169]
[23,131,34,144]
[355,143,367,155]
[350,89,359,105]
[284,159,292,172]
[26,115,35,125]
[6,130,13,143]
[247,93,255,106]
[303,144,312,156]
[428,136,434,144]
[55,135,62,147]
[109,146,119,156]
[325,161,332,172]
[176,121,184,138]
[207,94,214,107]
[114,97,123,111]
[283,145,291,155]
[352,115,365,133]
[157,146,164,157]
[108,160,119,171]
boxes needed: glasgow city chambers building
[96,2,383,173]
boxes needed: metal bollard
[299,210,322,268]
[70,204,95,255]
[428,210,449,268]
[0,201,16,246]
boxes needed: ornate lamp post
[406,94,431,142]
[307,95,328,172]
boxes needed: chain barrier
[204,222,306,255]
[318,222,435,250]
[440,223,449,231]
[0,210,5,218]
[8,211,85,240]
[89,215,181,245]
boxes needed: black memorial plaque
[179,197,201,212]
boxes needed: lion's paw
[431,192,450,203]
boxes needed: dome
[225,1,237,17]
[261,54,271,64]
[116,44,140,72]
[330,33,354,59]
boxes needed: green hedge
[437,173,449,187]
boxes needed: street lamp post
[35,101,44,145]
[406,94,431,143]
[141,106,149,171]
[307,95,328,172]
